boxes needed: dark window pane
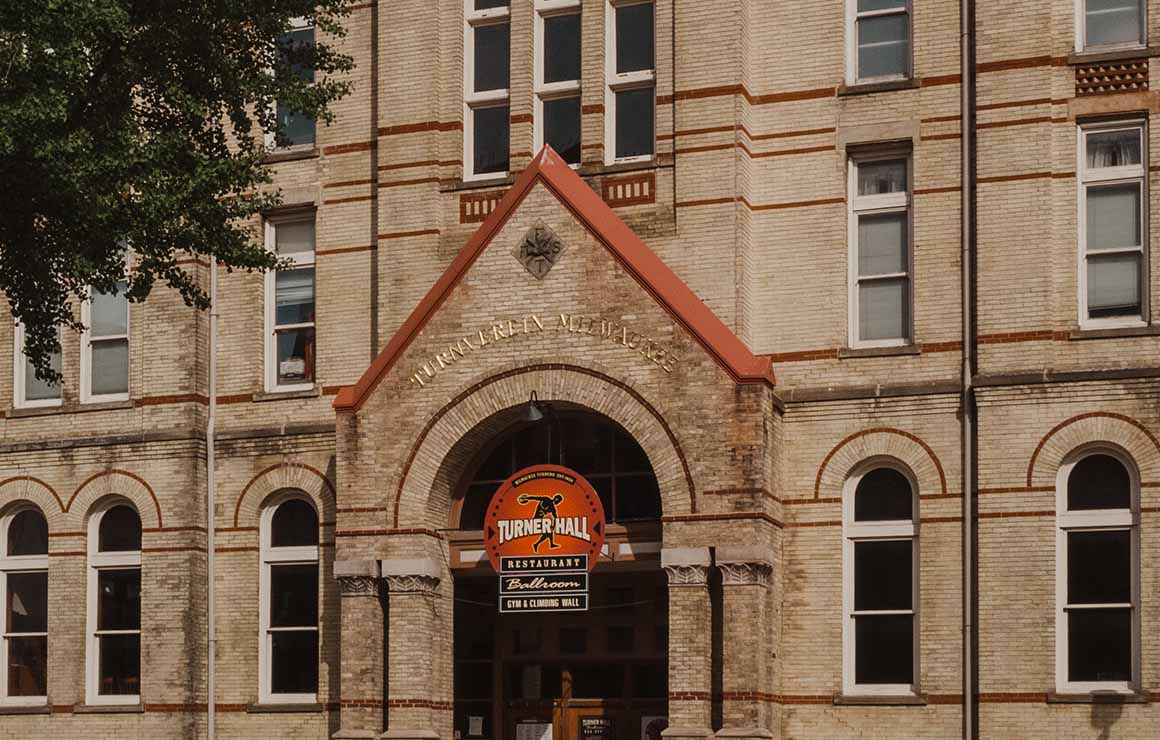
[544,96,581,165]
[455,660,493,699]
[513,423,552,470]
[1069,608,1132,682]
[271,498,319,547]
[475,0,508,8]
[854,614,913,684]
[559,627,587,654]
[473,105,510,174]
[474,439,514,481]
[615,87,654,159]
[7,635,47,696]
[615,429,651,473]
[276,28,316,146]
[1068,454,1131,510]
[271,629,318,693]
[98,506,141,552]
[98,569,141,631]
[544,13,581,83]
[276,327,315,385]
[854,540,912,611]
[474,23,510,91]
[571,663,624,698]
[614,474,661,522]
[7,509,48,556]
[591,476,613,520]
[616,3,654,73]
[1068,530,1131,604]
[459,483,493,530]
[7,572,47,632]
[270,563,319,628]
[855,468,913,521]
[608,625,634,653]
[275,268,315,325]
[98,633,140,695]
[505,663,563,700]
[560,417,611,475]
[631,663,666,698]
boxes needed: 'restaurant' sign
[484,465,605,613]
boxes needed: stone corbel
[380,557,442,595]
[715,546,773,587]
[661,547,712,587]
[334,559,382,598]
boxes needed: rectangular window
[81,271,130,403]
[13,324,61,409]
[265,215,317,392]
[848,154,911,347]
[274,20,316,148]
[535,1,582,165]
[1079,123,1147,327]
[605,0,655,163]
[848,0,911,82]
[1081,0,1145,50]
[465,0,511,179]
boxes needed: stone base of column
[332,731,377,740]
[379,730,440,740]
[714,729,775,740]
[662,727,714,740]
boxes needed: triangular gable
[333,146,775,414]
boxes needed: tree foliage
[0,0,355,380]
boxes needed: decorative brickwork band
[602,172,656,207]
[380,557,442,595]
[383,573,440,594]
[459,189,506,224]
[336,575,381,597]
[1075,59,1148,96]
[718,560,772,586]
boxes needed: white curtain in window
[1087,131,1142,169]
[857,160,907,196]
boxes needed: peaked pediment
[333,146,774,413]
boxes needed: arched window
[1,506,48,705]
[843,465,918,696]
[457,411,661,529]
[259,494,319,703]
[1057,450,1138,691]
[86,502,141,704]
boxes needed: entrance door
[454,571,667,740]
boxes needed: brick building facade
[2,1,1160,739]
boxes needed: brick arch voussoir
[0,476,66,530]
[393,362,696,530]
[233,462,337,528]
[67,469,162,530]
[1027,411,1160,488]
[815,427,948,499]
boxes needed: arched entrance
[449,406,668,740]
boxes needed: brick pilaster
[661,547,714,740]
[380,558,444,740]
[714,546,774,740]
[333,559,384,740]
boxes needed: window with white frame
[13,324,61,409]
[81,274,130,403]
[1,506,48,705]
[605,0,655,163]
[274,18,317,148]
[259,494,319,703]
[465,0,511,179]
[535,0,582,165]
[86,502,141,704]
[265,214,317,392]
[848,154,912,346]
[1056,450,1138,692]
[1079,122,1147,326]
[843,465,918,695]
[848,0,910,83]
[1080,0,1145,50]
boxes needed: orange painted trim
[1026,411,1160,487]
[333,146,776,413]
[0,475,65,513]
[67,469,163,527]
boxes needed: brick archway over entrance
[391,363,695,530]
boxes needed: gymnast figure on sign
[518,493,564,552]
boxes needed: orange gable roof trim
[333,146,775,414]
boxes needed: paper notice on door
[467,716,484,737]
[516,722,552,740]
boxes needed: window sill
[838,344,920,359]
[442,173,516,193]
[8,399,134,418]
[73,703,144,714]
[246,702,324,713]
[833,693,927,706]
[254,386,320,402]
[579,159,670,178]
[0,703,51,715]
[1067,46,1158,65]
[1068,325,1160,341]
[837,78,920,97]
[1047,691,1150,704]
[263,147,320,165]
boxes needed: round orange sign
[483,465,605,573]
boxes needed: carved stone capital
[717,560,772,587]
[380,558,442,595]
[663,563,710,586]
[337,574,382,597]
